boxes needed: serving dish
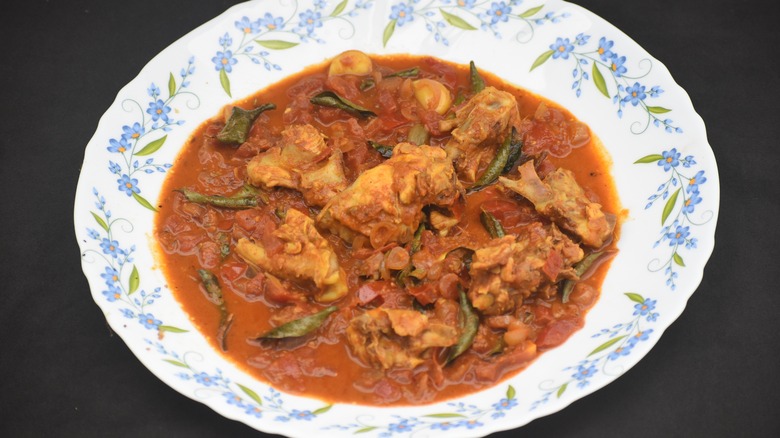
[73,0,718,436]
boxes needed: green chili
[407,123,429,145]
[310,91,376,118]
[255,306,339,339]
[447,286,479,365]
[360,67,420,91]
[368,140,394,158]
[197,269,233,351]
[216,103,276,144]
[177,187,259,209]
[470,130,517,192]
[561,251,610,303]
[469,61,485,94]
[480,209,506,239]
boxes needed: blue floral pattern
[635,149,712,289]
[531,33,682,135]
[213,0,375,97]
[531,293,659,409]
[82,190,187,335]
[107,57,197,211]
[382,0,568,46]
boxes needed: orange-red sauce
[154,54,621,406]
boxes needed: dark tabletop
[1,0,778,437]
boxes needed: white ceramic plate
[74,1,718,436]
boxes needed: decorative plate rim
[74,1,719,436]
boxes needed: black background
[2,0,778,437]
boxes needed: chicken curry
[154,51,621,405]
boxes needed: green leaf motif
[383,19,396,47]
[520,5,545,18]
[158,325,188,333]
[128,265,140,295]
[354,427,378,434]
[634,154,664,164]
[507,385,516,400]
[423,413,467,418]
[163,359,188,368]
[256,40,299,50]
[592,63,610,97]
[556,382,568,398]
[588,335,627,357]
[530,50,554,71]
[168,72,176,98]
[673,252,686,267]
[330,0,347,16]
[647,106,672,114]
[132,192,158,212]
[220,68,232,97]
[662,188,681,225]
[624,292,646,304]
[135,135,167,156]
[91,211,109,232]
[237,383,263,406]
[313,405,332,415]
[440,9,477,30]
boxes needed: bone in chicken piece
[499,161,613,248]
[316,143,460,248]
[439,86,520,182]
[468,222,584,316]
[235,208,347,302]
[246,124,348,207]
[346,308,458,369]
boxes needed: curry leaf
[91,211,109,232]
[168,72,176,98]
[128,265,140,295]
[440,8,477,30]
[310,91,376,118]
[673,252,686,266]
[135,135,167,156]
[647,106,672,114]
[217,103,276,144]
[220,68,231,97]
[520,5,545,17]
[592,63,610,98]
[662,188,681,225]
[624,292,646,304]
[158,325,189,333]
[368,141,394,158]
[556,382,568,398]
[530,50,555,71]
[255,40,299,50]
[634,154,664,164]
[256,306,339,339]
[237,383,263,406]
[588,335,627,357]
[330,0,347,16]
[469,60,485,93]
[132,192,158,211]
[383,19,396,47]
[480,209,506,238]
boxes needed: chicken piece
[499,161,613,247]
[346,308,458,369]
[469,222,584,316]
[316,143,460,248]
[247,124,348,207]
[234,208,347,302]
[440,86,520,182]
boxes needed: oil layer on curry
[155,50,620,406]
